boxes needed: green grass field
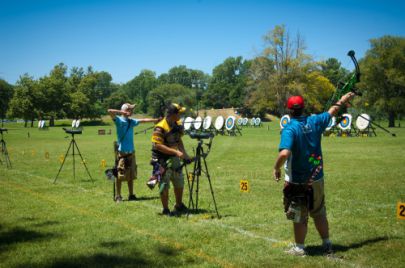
[1,119,404,267]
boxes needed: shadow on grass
[305,236,392,256]
[0,227,57,253]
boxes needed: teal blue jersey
[279,112,330,183]
[114,116,139,153]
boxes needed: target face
[38,120,42,128]
[194,116,202,130]
[237,118,243,125]
[40,120,45,128]
[338,114,352,130]
[72,120,77,128]
[214,116,224,130]
[280,115,290,129]
[250,118,256,126]
[326,117,336,131]
[225,116,236,130]
[242,118,248,126]
[203,116,212,130]
[255,117,261,126]
[75,119,80,128]
[356,114,370,130]
[184,117,194,130]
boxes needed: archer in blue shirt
[273,92,355,256]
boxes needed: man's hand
[273,168,281,182]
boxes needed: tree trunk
[50,116,55,127]
[24,120,28,127]
[31,118,34,128]
[388,111,395,128]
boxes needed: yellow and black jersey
[151,118,184,148]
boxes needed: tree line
[1,25,404,127]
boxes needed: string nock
[347,50,355,57]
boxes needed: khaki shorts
[285,179,326,223]
[117,153,137,181]
[159,157,184,190]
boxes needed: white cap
[121,103,135,111]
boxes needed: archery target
[250,118,256,126]
[326,117,336,131]
[280,115,290,129]
[214,116,224,130]
[72,120,77,128]
[225,116,236,130]
[203,116,212,130]
[255,117,261,126]
[75,119,80,128]
[184,117,194,130]
[40,120,45,128]
[338,114,352,130]
[356,114,370,130]
[194,116,202,130]
[242,118,248,126]
[237,118,243,125]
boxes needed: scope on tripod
[188,131,214,140]
[63,128,82,135]
[0,128,8,133]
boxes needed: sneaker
[162,208,171,216]
[115,195,123,203]
[128,194,138,201]
[323,242,333,256]
[285,245,306,257]
[173,203,188,214]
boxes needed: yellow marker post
[397,202,405,220]
[240,179,249,192]
[188,172,194,183]
[59,155,64,164]
[31,150,36,156]
[101,159,106,168]
[45,152,50,159]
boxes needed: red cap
[287,96,305,109]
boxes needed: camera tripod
[0,129,12,168]
[54,130,93,183]
[187,138,220,218]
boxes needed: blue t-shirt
[279,112,331,183]
[114,116,139,153]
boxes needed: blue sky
[1,0,404,84]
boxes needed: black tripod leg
[54,140,73,184]
[202,155,220,219]
[73,141,94,182]
[184,165,194,209]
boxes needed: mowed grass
[0,118,404,267]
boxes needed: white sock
[295,243,305,250]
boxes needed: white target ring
[214,116,224,130]
[326,117,336,131]
[338,114,352,130]
[280,115,290,129]
[194,116,202,130]
[356,114,370,130]
[255,118,261,126]
[184,117,194,130]
[203,116,212,130]
[242,118,248,126]
[225,116,236,130]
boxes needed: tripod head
[63,127,82,136]
[0,128,8,134]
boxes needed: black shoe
[323,242,334,256]
[162,208,171,216]
[128,194,138,201]
[115,195,123,203]
[173,203,188,214]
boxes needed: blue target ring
[339,116,350,128]
[280,115,290,129]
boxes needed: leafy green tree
[360,35,405,127]
[321,58,350,87]
[203,56,249,109]
[105,91,131,111]
[147,83,196,117]
[7,74,39,127]
[0,79,14,126]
